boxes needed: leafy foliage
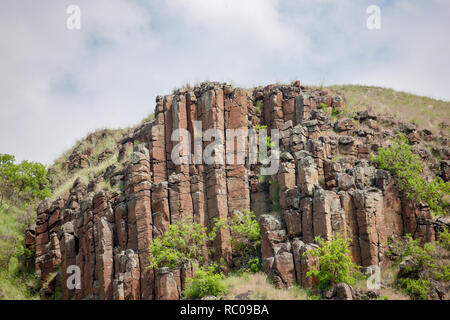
[149,210,262,299]
[0,154,51,206]
[211,210,262,273]
[387,233,450,299]
[397,278,430,300]
[183,264,226,299]
[371,134,450,216]
[255,101,264,113]
[148,219,208,270]
[438,227,450,251]
[305,235,364,290]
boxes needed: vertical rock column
[169,93,194,223]
[259,214,295,288]
[93,192,114,300]
[352,188,386,267]
[125,150,153,299]
[187,91,208,229]
[35,200,52,283]
[78,197,95,298]
[313,188,346,241]
[263,88,284,130]
[150,96,170,237]
[225,88,250,215]
[200,87,232,267]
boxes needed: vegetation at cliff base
[387,229,450,300]
[305,235,364,290]
[183,264,226,299]
[149,210,261,298]
[212,210,262,273]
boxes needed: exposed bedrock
[33,82,448,299]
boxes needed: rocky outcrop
[33,82,448,299]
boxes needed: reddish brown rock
[156,268,181,300]
[33,82,443,300]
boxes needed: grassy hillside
[325,85,449,134]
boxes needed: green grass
[0,269,39,300]
[0,205,39,300]
[222,272,313,300]
[52,153,120,199]
[49,128,129,190]
[324,85,450,134]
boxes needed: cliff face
[32,82,449,300]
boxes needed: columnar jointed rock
[33,82,447,299]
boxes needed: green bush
[397,278,430,300]
[212,210,261,273]
[371,134,450,216]
[438,227,450,251]
[387,233,450,299]
[305,235,364,290]
[183,265,226,299]
[149,220,209,270]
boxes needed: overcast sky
[1,0,449,165]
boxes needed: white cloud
[0,0,449,164]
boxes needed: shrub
[183,265,226,299]
[438,227,450,251]
[371,133,450,216]
[387,234,450,299]
[305,235,364,290]
[397,278,430,300]
[212,210,261,273]
[149,219,209,270]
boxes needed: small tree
[211,210,261,273]
[0,154,51,206]
[148,219,208,270]
[305,235,364,290]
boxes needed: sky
[0,0,449,165]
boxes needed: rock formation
[32,82,449,299]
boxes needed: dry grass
[222,272,310,300]
[51,154,119,200]
[48,126,131,197]
[324,85,450,134]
